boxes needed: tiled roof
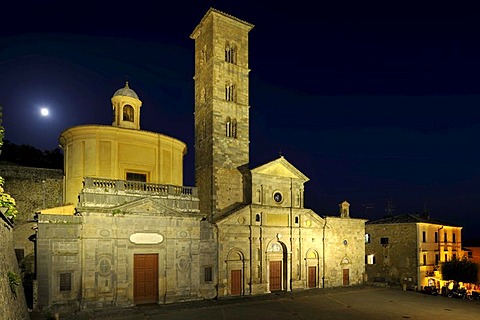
[366,213,461,227]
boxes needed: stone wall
[37,204,212,315]
[324,216,366,287]
[0,164,63,267]
[36,214,82,314]
[0,213,29,319]
[365,223,418,286]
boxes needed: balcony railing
[79,177,199,212]
[83,177,198,198]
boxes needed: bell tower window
[225,43,237,64]
[225,83,236,102]
[123,105,134,122]
[226,117,232,137]
[225,117,237,138]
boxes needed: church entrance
[134,254,158,304]
[269,261,282,291]
[343,269,350,286]
[230,270,242,295]
[226,250,245,296]
[306,249,319,289]
[267,241,287,292]
[308,266,317,288]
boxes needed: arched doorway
[226,249,245,296]
[267,241,287,292]
[305,249,320,288]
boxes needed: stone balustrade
[83,177,198,197]
[79,177,199,212]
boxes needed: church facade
[36,8,366,314]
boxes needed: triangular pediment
[215,206,326,229]
[216,206,250,225]
[251,156,309,182]
[112,197,179,215]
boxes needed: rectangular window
[423,254,427,266]
[365,234,371,244]
[444,254,448,262]
[452,233,456,243]
[444,232,447,243]
[59,273,72,292]
[204,267,213,282]
[365,233,370,243]
[126,172,147,182]
[434,232,438,243]
[422,231,426,243]
[435,254,439,265]
[380,237,389,245]
[366,254,375,265]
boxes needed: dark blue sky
[1,1,480,241]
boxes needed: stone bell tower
[191,9,254,220]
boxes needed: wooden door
[343,269,349,286]
[308,266,317,288]
[269,261,282,291]
[230,269,242,295]
[134,254,158,304]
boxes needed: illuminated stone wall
[365,223,418,287]
[191,9,253,218]
[37,193,211,314]
[0,214,29,319]
[60,125,187,205]
[0,164,63,270]
[366,220,463,289]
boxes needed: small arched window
[123,105,134,122]
[225,117,232,137]
[295,216,299,224]
[225,82,236,102]
[255,214,261,222]
[225,43,237,64]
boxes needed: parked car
[422,286,438,295]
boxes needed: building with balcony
[365,213,463,290]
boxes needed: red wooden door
[231,269,242,295]
[134,254,158,304]
[308,266,316,288]
[269,261,282,291]
[343,269,349,286]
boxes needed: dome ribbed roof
[113,81,139,99]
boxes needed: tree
[0,140,63,169]
[0,106,18,220]
[442,257,479,284]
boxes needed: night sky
[1,1,479,241]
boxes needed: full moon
[40,108,49,116]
